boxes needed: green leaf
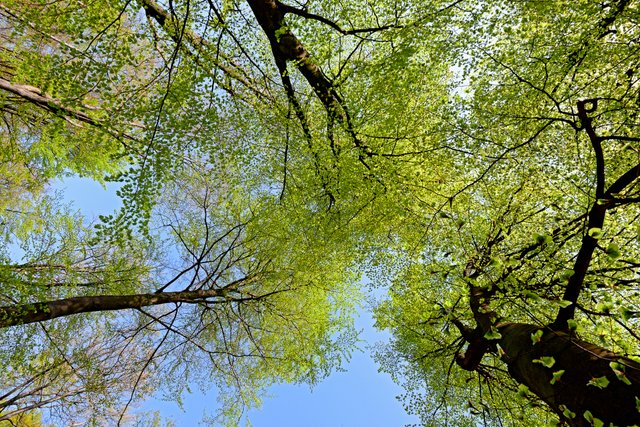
[523,290,541,302]
[274,25,289,42]
[560,405,576,419]
[534,233,552,245]
[588,228,603,239]
[610,361,632,385]
[490,256,502,267]
[620,307,634,322]
[583,410,594,423]
[517,384,530,398]
[587,376,610,389]
[596,301,613,314]
[504,257,518,267]
[496,343,505,357]
[583,410,604,426]
[605,243,621,260]
[483,326,502,340]
[550,369,565,384]
[531,329,543,345]
[533,356,555,368]
[559,269,574,282]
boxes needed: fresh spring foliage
[0,0,640,426]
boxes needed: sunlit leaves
[483,326,501,340]
[533,356,556,369]
[589,228,603,239]
[605,243,621,260]
[2,0,640,425]
[588,376,610,389]
[531,329,543,345]
[583,410,604,427]
[560,405,576,419]
[610,361,633,385]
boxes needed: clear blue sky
[56,177,418,426]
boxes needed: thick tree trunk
[498,323,640,426]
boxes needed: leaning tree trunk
[498,323,640,426]
[0,288,228,328]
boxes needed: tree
[0,169,360,425]
[1,0,640,426]
[374,1,640,426]
[0,1,364,423]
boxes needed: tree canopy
[1,0,640,426]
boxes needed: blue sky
[144,310,416,426]
[55,177,418,426]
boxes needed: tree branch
[276,1,401,35]
[140,0,271,101]
[0,281,259,328]
[552,103,640,330]
[245,0,375,167]
[577,99,605,198]
[0,77,140,148]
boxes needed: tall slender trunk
[0,288,226,328]
[498,323,640,426]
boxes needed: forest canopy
[0,0,639,426]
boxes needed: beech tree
[0,0,639,426]
[374,1,640,426]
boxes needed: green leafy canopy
[1,0,640,426]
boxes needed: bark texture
[499,323,640,426]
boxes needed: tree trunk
[0,288,227,328]
[498,323,640,426]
